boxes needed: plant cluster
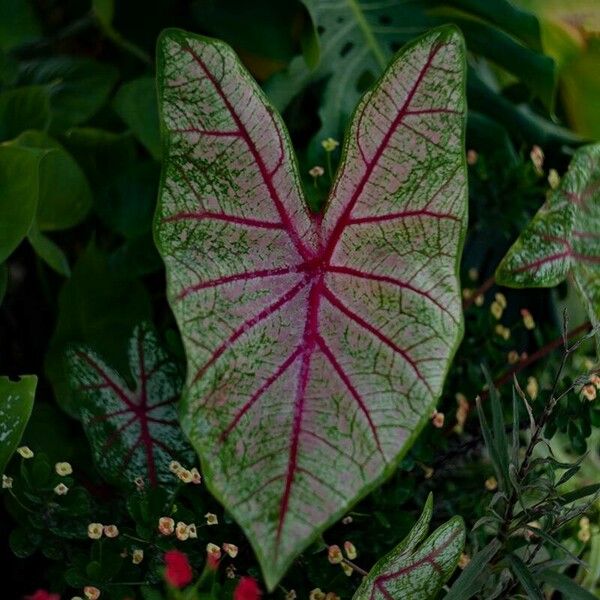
[1,1,600,599]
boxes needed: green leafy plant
[155,25,467,588]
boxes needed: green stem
[345,0,387,69]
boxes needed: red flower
[234,576,262,600]
[164,549,193,588]
[24,591,60,600]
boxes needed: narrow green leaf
[509,554,544,600]
[0,375,37,474]
[444,538,502,600]
[353,496,464,600]
[536,569,598,600]
[156,26,467,589]
[27,225,70,276]
[559,483,600,505]
[66,323,194,488]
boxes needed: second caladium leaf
[67,323,194,488]
[496,143,600,334]
[353,494,465,600]
[156,26,467,587]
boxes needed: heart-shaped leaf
[0,375,37,474]
[496,143,600,335]
[66,323,194,488]
[155,26,467,588]
[353,494,465,600]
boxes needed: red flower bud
[25,591,60,600]
[234,576,262,600]
[164,549,193,588]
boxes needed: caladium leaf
[156,26,467,588]
[0,375,37,474]
[353,494,465,600]
[66,323,194,488]
[496,143,600,336]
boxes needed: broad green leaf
[45,243,152,417]
[155,26,467,588]
[66,323,194,488]
[0,0,40,51]
[0,145,41,262]
[266,0,554,155]
[13,130,92,231]
[0,375,37,474]
[27,225,70,276]
[353,494,465,599]
[113,77,162,160]
[513,0,600,139]
[496,144,600,339]
[0,86,50,142]
[18,57,119,130]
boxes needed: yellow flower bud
[54,483,69,496]
[17,446,34,459]
[103,524,119,538]
[158,516,175,535]
[321,138,340,152]
[87,523,103,540]
[526,376,539,400]
[223,542,238,558]
[309,589,326,600]
[484,477,497,491]
[327,544,343,564]
[132,549,144,564]
[343,540,357,560]
[176,521,189,541]
[55,462,73,476]
[205,512,218,525]
[84,587,101,600]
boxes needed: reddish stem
[481,321,592,399]
[462,274,496,309]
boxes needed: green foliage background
[1,0,600,598]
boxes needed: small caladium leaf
[66,323,194,488]
[496,143,600,335]
[0,375,37,474]
[156,26,467,588]
[353,494,465,600]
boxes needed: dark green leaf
[536,569,597,600]
[19,57,119,130]
[27,226,70,276]
[13,130,92,231]
[445,539,502,600]
[113,77,161,160]
[0,145,41,262]
[45,244,152,417]
[0,375,37,474]
[0,86,50,142]
[508,553,544,600]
